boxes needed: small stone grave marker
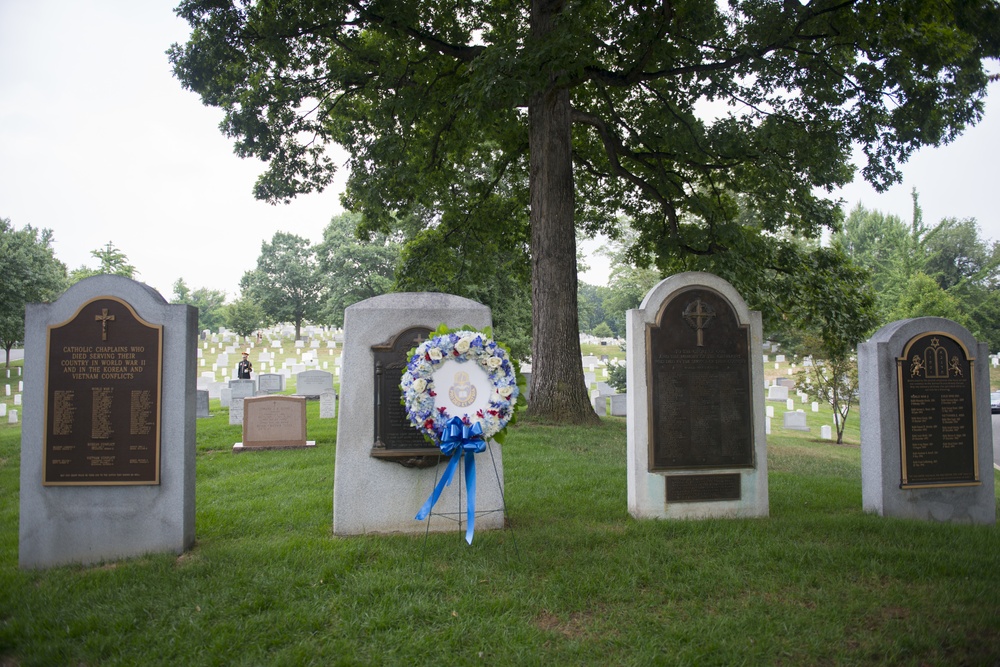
[319,389,337,419]
[295,369,334,398]
[783,411,809,431]
[766,385,788,402]
[234,396,313,451]
[257,373,285,394]
[229,398,244,426]
[196,390,211,418]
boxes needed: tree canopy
[316,212,402,328]
[240,231,325,340]
[69,241,138,284]
[0,218,67,365]
[835,195,1000,350]
[171,0,1000,422]
[172,279,229,333]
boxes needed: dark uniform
[237,354,253,379]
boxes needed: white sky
[2,0,998,299]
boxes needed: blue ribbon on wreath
[415,416,487,544]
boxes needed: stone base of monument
[626,273,769,521]
[233,441,316,452]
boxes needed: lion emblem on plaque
[448,370,477,408]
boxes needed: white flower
[412,378,427,394]
[498,385,514,397]
[428,347,443,361]
[486,355,503,369]
[455,338,471,354]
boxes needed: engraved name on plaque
[44,296,163,485]
[369,326,440,467]
[648,287,754,473]
[897,332,980,488]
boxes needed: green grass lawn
[1,376,999,665]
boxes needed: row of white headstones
[2,366,22,423]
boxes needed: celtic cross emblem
[682,298,715,347]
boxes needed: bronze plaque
[666,473,742,502]
[897,332,980,488]
[370,327,440,465]
[648,287,754,470]
[44,296,163,485]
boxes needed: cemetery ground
[1,359,999,665]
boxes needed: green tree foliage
[315,212,401,327]
[796,352,859,445]
[225,297,265,338]
[171,279,229,334]
[836,194,1000,349]
[577,282,611,335]
[0,218,67,365]
[394,208,534,361]
[170,0,1000,423]
[591,321,613,339]
[69,241,137,283]
[240,232,325,340]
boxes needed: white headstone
[319,389,337,419]
[783,411,809,431]
[295,369,334,398]
[228,379,256,399]
[821,425,832,440]
[196,390,211,418]
[785,398,794,411]
[0,403,5,417]
[257,373,285,395]
[8,409,17,424]
[229,398,244,425]
[766,405,774,418]
[811,401,819,413]
[14,394,22,406]
[766,385,788,402]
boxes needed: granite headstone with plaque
[19,275,197,568]
[234,395,313,451]
[332,293,505,536]
[626,272,768,520]
[257,372,285,394]
[294,369,334,398]
[858,317,995,524]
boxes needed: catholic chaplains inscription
[897,332,980,488]
[648,287,754,471]
[44,296,162,485]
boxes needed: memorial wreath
[400,326,520,543]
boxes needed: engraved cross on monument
[682,298,715,347]
[95,308,115,341]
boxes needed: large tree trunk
[526,0,599,425]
